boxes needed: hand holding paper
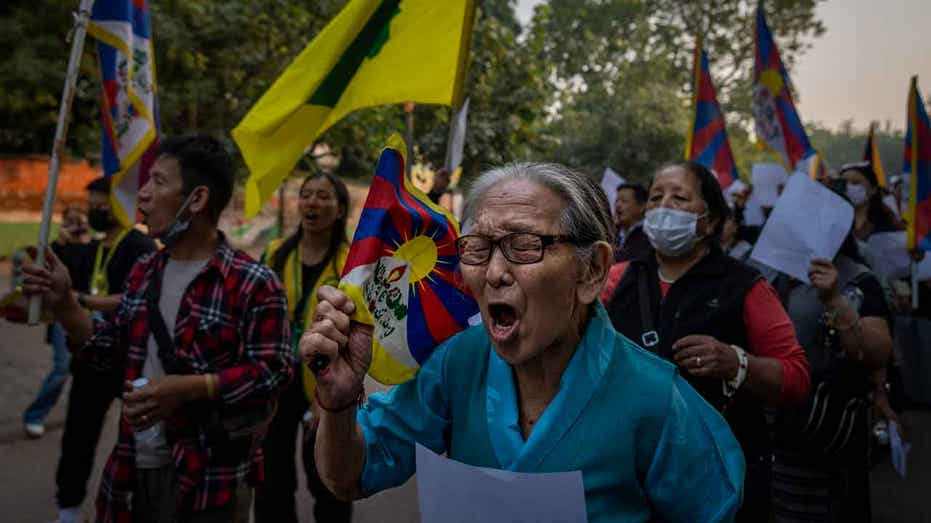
[750,173,854,283]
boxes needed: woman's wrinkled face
[647,166,715,238]
[460,179,584,366]
[299,177,344,235]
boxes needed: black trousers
[55,366,115,508]
[253,370,352,523]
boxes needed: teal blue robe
[357,304,744,522]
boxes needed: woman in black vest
[603,161,810,522]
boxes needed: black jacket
[604,246,770,460]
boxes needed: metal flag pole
[28,0,96,325]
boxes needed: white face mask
[643,207,705,257]
[846,184,869,207]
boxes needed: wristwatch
[723,345,749,398]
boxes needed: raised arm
[21,246,94,346]
[300,285,372,500]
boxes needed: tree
[534,0,825,124]
[414,5,551,182]
[0,1,100,157]
[527,0,825,177]
[808,122,904,177]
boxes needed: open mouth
[487,302,519,343]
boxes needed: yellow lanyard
[90,228,131,295]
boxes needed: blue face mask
[643,207,706,257]
[159,190,200,248]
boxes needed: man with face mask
[22,135,292,523]
[79,177,158,312]
[46,178,157,523]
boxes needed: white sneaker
[24,422,45,438]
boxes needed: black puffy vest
[605,247,770,459]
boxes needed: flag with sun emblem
[753,2,814,170]
[340,134,480,384]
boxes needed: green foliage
[530,0,824,178]
[0,0,825,192]
[415,6,551,181]
[0,2,100,157]
[809,122,905,176]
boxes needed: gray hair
[461,162,613,258]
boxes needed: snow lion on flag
[338,135,480,385]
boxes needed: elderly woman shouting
[601,161,811,522]
[301,163,744,522]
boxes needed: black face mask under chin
[159,191,199,248]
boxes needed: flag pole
[404,102,414,178]
[28,0,96,325]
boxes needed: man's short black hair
[157,135,234,224]
[617,183,647,205]
[86,176,111,194]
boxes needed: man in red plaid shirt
[23,135,293,523]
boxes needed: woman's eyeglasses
[455,232,575,265]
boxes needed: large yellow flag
[233,0,476,217]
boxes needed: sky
[516,0,931,132]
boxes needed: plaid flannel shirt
[83,235,293,522]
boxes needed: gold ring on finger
[696,356,702,367]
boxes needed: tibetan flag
[863,122,888,187]
[233,0,476,218]
[88,0,159,226]
[685,34,739,190]
[801,149,826,180]
[339,135,479,384]
[752,2,814,170]
[905,76,931,251]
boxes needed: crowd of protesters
[11,133,926,522]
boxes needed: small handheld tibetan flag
[340,135,479,384]
[905,76,931,252]
[752,2,814,170]
[685,33,739,190]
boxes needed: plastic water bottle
[132,378,161,443]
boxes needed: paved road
[0,275,927,522]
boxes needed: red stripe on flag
[417,283,464,342]
[343,237,389,275]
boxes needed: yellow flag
[232,0,476,217]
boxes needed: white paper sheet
[864,232,912,281]
[889,421,911,478]
[751,163,789,207]
[724,179,748,208]
[415,444,588,523]
[600,168,626,218]
[750,173,854,283]
[917,256,931,281]
[741,163,788,225]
